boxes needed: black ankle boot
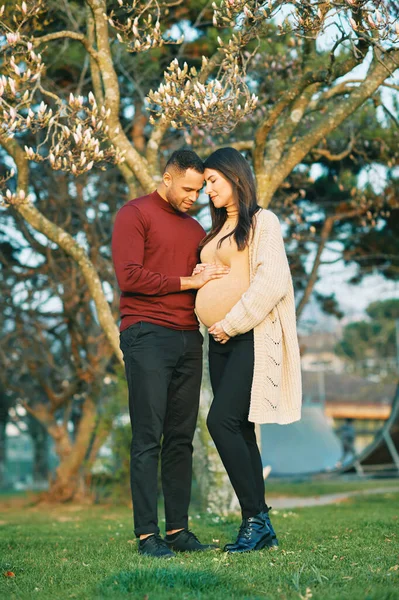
[223,512,273,553]
[262,507,279,548]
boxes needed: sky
[300,269,399,335]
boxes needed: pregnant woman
[195,147,302,553]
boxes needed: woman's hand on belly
[209,321,230,345]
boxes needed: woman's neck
[225,203,239,221]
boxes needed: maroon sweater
[112,191,206,331]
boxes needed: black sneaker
[138,534,175,559]
[165,529,218,552]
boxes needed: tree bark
[47,396,97,502]
[257,51,399,206]
[27,413,49,484]
[0,387,10,490]
[0,415,8,490]
[33,431,49,484]
[194,394,234,515]
[193,331,234,513]
[86,0,155,193]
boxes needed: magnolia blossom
[148,57,258,132]
[106,1,183,53]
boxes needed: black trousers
[207,330,267,518]
[120,321,203,537]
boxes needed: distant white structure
[260,405,342,475]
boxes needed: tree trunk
[0,390,10,490]
[194,393,234,515]
[46,396,97,502]
[33,431,49,484]
[0,416,8,490]
[26,412,50,484]
[256,171,277,208]
[32,426,49,484]
[193,331,234,514]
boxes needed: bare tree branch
[312,135,356,161]
[271,51,399,203]
[34,31,99,62]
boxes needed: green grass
[1,490,399,599]
[265,477,399,498]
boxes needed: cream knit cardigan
[220,209,302,425]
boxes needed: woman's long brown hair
[199,147,261,252]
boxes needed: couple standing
[111,148,302,559]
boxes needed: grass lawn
[0,489,398,600]
[265,477,399,498]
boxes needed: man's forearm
[180,276,197,291]
[116,266,181,295]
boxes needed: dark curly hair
[164,148,204,174]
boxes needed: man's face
[164,168,205,213]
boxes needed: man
[112,149,229,559]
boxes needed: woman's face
[204,168,236,210]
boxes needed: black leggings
[207,330,267,518]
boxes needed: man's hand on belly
[181,264,230,291]
[192,263,210,276]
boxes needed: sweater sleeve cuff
[167,276,182,293]
[220,318,238,338]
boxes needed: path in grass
[1,489,398,600]
[264,477,399,499]
[269,485,399,509]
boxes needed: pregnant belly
[195,273,249,327]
